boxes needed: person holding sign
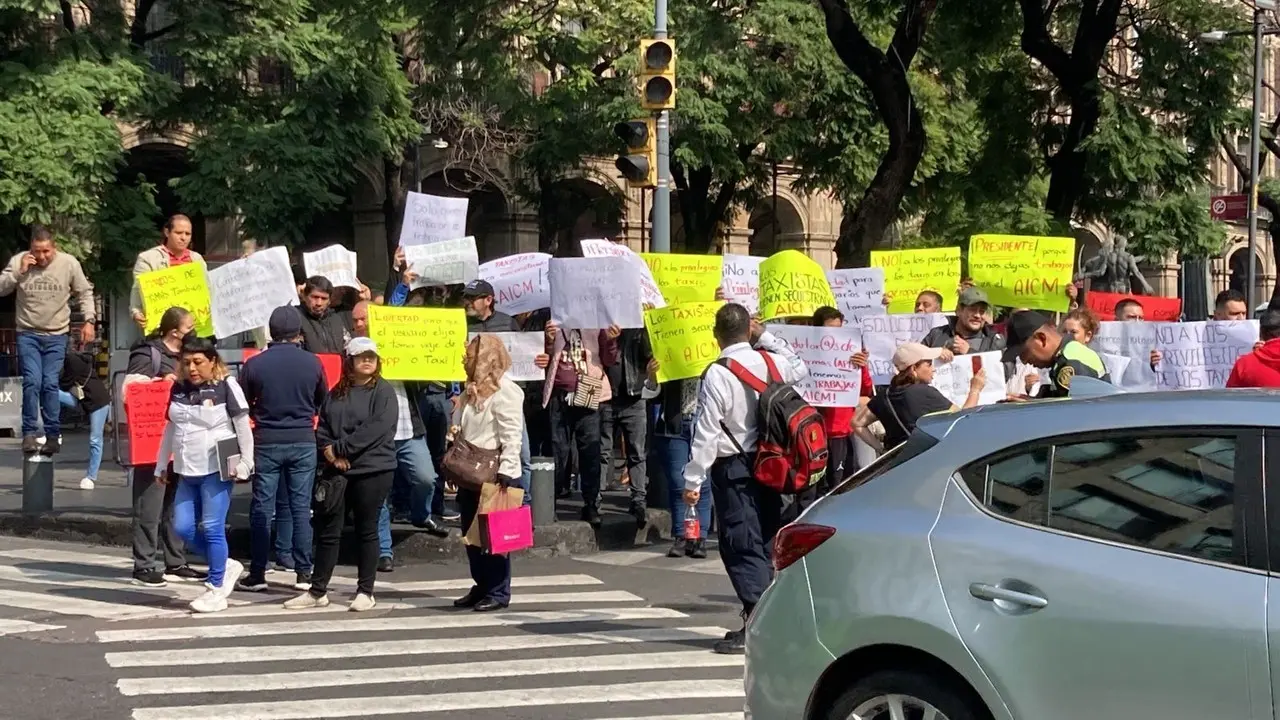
[0,226,96,455]
[920,287,1006,363]
[854,343,983,453]
[297,276,355,354]
[1003,310,1110,399]
[1227,309,1280,389]
[129,214,204,330]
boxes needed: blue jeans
[172,472,233,586]
[59,392,108,480]
[419,393,452,517]
[18,333,66,437]
[250,443,317,575]
[658,420,711,538]
[378,436,438,559]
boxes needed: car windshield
[831,430,939,496]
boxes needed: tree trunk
[816,0,937,268]
[1044,91,1103,222]
[672,162,742,254]
[382,151,413,265]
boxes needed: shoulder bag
[443,436,501,492]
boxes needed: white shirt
[682,331,809,493]
[391,382,415,441]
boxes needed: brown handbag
[443,437,501,492]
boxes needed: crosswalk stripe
[129,679,744,720]
[105,626,728,668]
[116,649,744,696]
[183,589,647,621]
[0,547,133,569]
[0,619,64,635]
[575,550,666,567]
[96,606,686,643]
[586,716,744,720]
[0,588,186,620]
[0,563,249,604]
[384,573,604,592]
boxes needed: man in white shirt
[682,303,809,654]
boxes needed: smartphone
[971,355,983,374]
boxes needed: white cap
[345,336,379,356]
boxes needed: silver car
[745,388,1275,720]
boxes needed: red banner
[1086,290,1182,321]
[125,380,173,466]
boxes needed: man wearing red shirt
[812,307,873,489]
[1227,310,1280,389]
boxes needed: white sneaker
[189,587,228,614]
[283,591,329,610]
[78,477,94,490]
[349,593,377,612]
[218,559,244,599]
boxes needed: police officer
[1003,310,1110,398]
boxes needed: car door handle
[969,583,1048,609]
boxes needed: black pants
[457,487,512,604]
[131,465,185,572]
[599,395,649,506]
[549,394,602,507]
[710,455,782,613]
[310,470,393,597]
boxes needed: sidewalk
[0,431,674,562]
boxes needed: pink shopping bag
[480,505,534,554]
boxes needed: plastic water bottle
[683,505,700,541]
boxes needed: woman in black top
[287,336,397,612]
[58,348,110,489]
[854,342,984,453]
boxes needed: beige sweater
[451,375,525,480]
[129,245,206,317]
[0,252,95,334]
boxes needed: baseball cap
[462,279,495,298]
[345,336,379,357]
[892,342,944,372]
[957,286,990,307]
[267,305,302,341]
[1002,310,1052,364]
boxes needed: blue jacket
[239,341,328,446]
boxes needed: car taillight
[772,523,835,572]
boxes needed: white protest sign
[469,331,545,382]
[1100,352,1131,385]
[303,244,360,289]
[580,239,666,309]
[404,236,479,288]
[549,257,644,329]
[208,247,298,339]
[767,325,865,407]
[399,192,469,247]
[722,254,764,313]
[479,253,551,315]
[1090,321,1160,391]
[827,267,886,318]
[930,351,1007,406]
[859,313,950,384]
[1154,320,1258,390]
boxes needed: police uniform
[1037,338,1110,398]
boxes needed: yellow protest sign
[138,263,214,337]
[757,250,837,321]
[644,302,722,383]
[969,234,1075,312]
[640,253,723,304]
[870,247,960,314]
[368,305,467,381]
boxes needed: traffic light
[614,118,657,188]
[639,39,675,110]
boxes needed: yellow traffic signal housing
[639,38,675,110]
[614,117,657,189]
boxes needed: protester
[913,290,943,313]
[1004,310,1111,398]
[0,226,96,454]
[1213,289,1249,321]
[1061,307,1101,345]
[853,343,982,452]
[682,303,808,654]
[921,287,1006,362]
[58,347,110,490]
[600,324,653,528]
[1113,298,1162,367]
[123,307,197,587]
[644,358,711,559]
[1226,309,1280,388]
[236,307,329,593]
[154,336,253,613]
[297,276,354,354]
[451,334,525,612]
[130,214,203,330]
[810,306,872,490]
[288,337,397,611]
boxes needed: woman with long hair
[451,334,525,612]
[287,337,397,611]
[154,336,253,613]
[853,342,984,454]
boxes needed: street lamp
[1202,0,1278,312]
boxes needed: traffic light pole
[651,0,671,253]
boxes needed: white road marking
[384,573,604,593]
[0,619,63,635]
[0,589,185,620]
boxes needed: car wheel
[825,669,984,720]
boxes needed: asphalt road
[0,536,744,720]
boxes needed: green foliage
[82,179,162,295]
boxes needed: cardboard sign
[1087,291,1182,322]
[124,380,173,466]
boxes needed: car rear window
[830,429,939,495]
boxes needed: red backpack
[718,351,829,494]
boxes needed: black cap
[268,305,302,341]
[1002,310,1052,364]
[462,279,495,298]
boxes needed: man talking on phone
[1003,310,1110,399]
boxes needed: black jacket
[125,338,180,378]
[60,351,110,413]
[317,379,398,476]
[298,307,353,355]
[606,329,652,399]
[466,310,520,333]
[239,341,328,446]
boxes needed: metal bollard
[529,456,555,527]
[22,454,54,515]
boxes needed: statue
[1075,234,1153,295]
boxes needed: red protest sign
[241,349,341,389]
[1086,290,1182,321]
[124,380,173,466]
